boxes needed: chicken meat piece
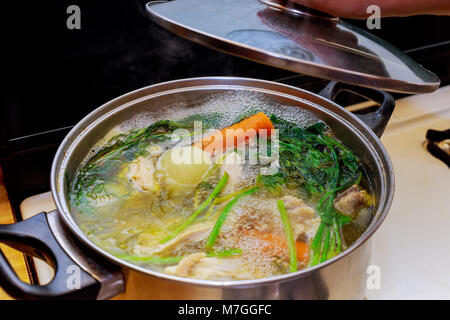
[220,151,243,193]
[164,252,206,277]
[333,184,369,216]
[164,253,255,280]
[281,196,319,242]
[131,221,213,257]
[157,222,212,254]
[127,156,157,192]
[282,196,315,219]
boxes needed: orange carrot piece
[241,230,309,264]
[251,232,286,257]
[295,241,309,262]
[194,112,274,155]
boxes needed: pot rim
[51,76,394,288]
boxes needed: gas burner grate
[425,129,450,168]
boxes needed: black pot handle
[318,81,395,137]
[0,211,119,299]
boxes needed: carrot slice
[296,241,310,262]
[194,112,274,155]
[240,230,309,264]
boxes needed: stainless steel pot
[0,77,394,299]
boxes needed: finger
[291,0,450,18]
[290,0,371,19]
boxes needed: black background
[1,0,450,142]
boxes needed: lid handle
[319,81,395,137]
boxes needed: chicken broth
[69,92,374,280]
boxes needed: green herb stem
[160,173,229,244]
[116,248,242,265]
[205,187,259,249]
[206,248,242,258]
[214,185,257,205]
[194,152,229,206]
[319,227,331,263]
[327,230,337,260]
[277,199,298,273]
[116,255,183,265]
[310,222,326,266]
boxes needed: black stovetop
[1,0,450,218]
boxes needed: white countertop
[366,86,450,299]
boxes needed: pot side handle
[318,81,395,138]
[0,212,105,299]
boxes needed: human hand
[290,0,450,18]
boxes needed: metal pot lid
[146,0,440,94]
